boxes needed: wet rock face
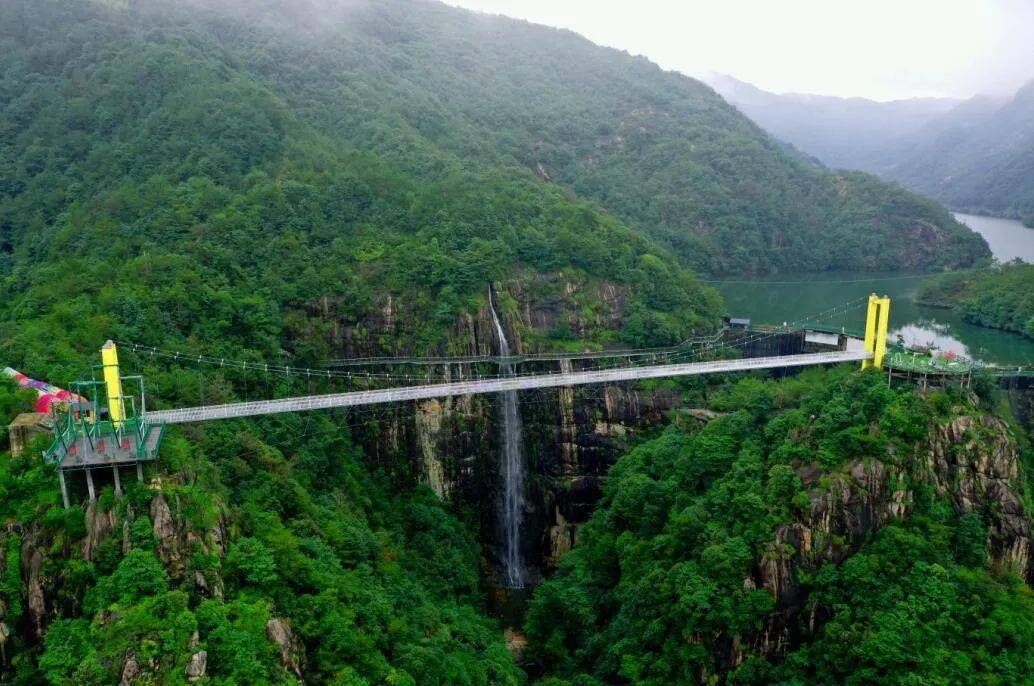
[523,382,684,572]
[310,273,682,578]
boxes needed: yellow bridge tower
[861,294,891,370]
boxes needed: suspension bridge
[32,294,899,506]
[147,350,871,424]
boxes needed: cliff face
[927,414,1029,574]
[307,271,691,581]
[2,365,1028,681]
[736,408,1031,669]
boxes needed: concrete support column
[58,469,70,509]
[136,461,144,482]
[85,469,96,502]
[113,465,122,498]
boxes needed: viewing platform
[42,341,166,506]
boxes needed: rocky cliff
[306,271,700,582]
[732,407,1031,670]
[2,369,1028,681]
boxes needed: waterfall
[488,286,525,588]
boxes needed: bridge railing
[149,350,872,425]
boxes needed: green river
[714,213,1034,366]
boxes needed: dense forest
[917,263,1034,339]
[0,377,525,684]
[0,1,1028,684]
[1,0,733,381]
[0,0,988,289]
[526,370,1033,684]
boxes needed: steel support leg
[86,469,96,502]
[58,469,70,509]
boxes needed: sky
[444,0,1034,101]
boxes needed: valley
[0,1,1031,684]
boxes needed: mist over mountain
[708,74,962,172]
[712,73,1034,226]
[888,81,1034,224]
[0,2,1028,685]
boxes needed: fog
[445,0,1034,101]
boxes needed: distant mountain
[887,82,1034,225]
[708,74,961,172]
[710,74,1034,226]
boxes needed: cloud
[444,0,1034,100]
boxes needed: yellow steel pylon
[101,340,126,427]
[861,294,891,370]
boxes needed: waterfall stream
[488,286,525,588]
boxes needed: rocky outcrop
[266,617,303,678]
[82,502,117,561]
[546,511,576,568]
[185,650,207,681]
[20,539,46,640]
[151,493,180,572]
[193,569,221,599]
[504,627,528,663]
[120,651,139,686]
[928,413,1030,577]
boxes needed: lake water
[715,214,1034,366]
[955,213,1034,263]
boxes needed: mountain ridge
[711,72,1034,225]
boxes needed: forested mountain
[1,0,988,288]
[0,1,732,682]
[888,82,1034,226]
[713,73,1034,226]
[0,1,1024,684]
[527,370,1033,684]
[709,74,961,172]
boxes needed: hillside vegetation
[1,0,730,382]
[917,263,1034,339]
[1,0,988,299]
[0,378,525,685]
[0,1,1022,684]
[526,370,1034,684]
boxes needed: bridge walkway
[149,350,871,424]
